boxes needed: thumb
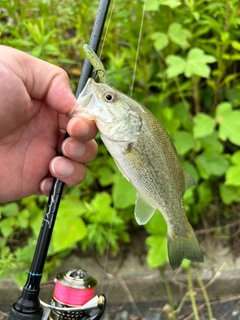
[3,46,77,113]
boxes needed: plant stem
[169,292,189,318]
[159,267,177,320]
[195,267,214,320]
[185,267,200,320]
[175,77,189,111]
[192,75,200,114]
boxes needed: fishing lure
[83,44,109,85]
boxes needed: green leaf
[168,23,192,49]
[221,32,230,44]
[25,21,43,44]
[29,200,44,237]
[195,152,229,179]
[182,161,199,184]
[216,102,232,116]
[158,107,180,135]
[159,0,181,8]
[0,238,6,248]
[90,192,116,223]
[231,40,240,51]
[18,209,30,229]
[197,182,213,209]
[44,44,61,55]
[151,32,169,51]
[146,235,168,268]
[52,199,87,254]
[4,39,34,47]
[145,211,167,235]
[52,217,87,254]
[183,186,195,206]
[222,73,240,87]
[173,102,193,131]
[113,174,136,209]
[223,54,240,61]
[166,55,186,78]
[173,131,194,155]
[226,87,240,107]
[198,132,224,153]
[145,0,160,11]
[231,151,240,165]
[1,203,19,217]
[185,48,216,78]
[181,259,191,269]
[98,166,114,186]
[0,217,17,237]
[216,102,240,146]
[166,48,216,78]
[225,166,240,187]
[220,184,240,205]
[193,113,216,138]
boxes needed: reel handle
[81,295,106,320]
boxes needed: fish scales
[117,108,184,215]
[68,78,203,270]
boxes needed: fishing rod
[9,0,111,319]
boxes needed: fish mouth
[67,78,95,118]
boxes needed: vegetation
[0,0,240,289]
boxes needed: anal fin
[134,193,155,225]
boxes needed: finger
[49,156,87,186]
[67,117,98,142]
[62,138,98,163]
[39,177,68,196]
[31,67,77,114]
[5,46,77,113]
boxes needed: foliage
[0,0,240,283]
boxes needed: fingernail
[40,179,53,194]
[51,157,74,177]
[68,117,89,136]
[62,139,85,158]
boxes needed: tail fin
[167,229,203,270]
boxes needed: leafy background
[0,0,240,286]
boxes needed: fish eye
[104,92,115,102]
[105,94,113,101]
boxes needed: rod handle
[8,288,43,320]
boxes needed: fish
[68,78,203,270]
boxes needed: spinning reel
[42,269,106,320]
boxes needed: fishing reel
[41,268,106,320]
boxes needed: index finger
[67,117,98,142]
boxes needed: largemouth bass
[68,78,203,270]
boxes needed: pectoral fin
[134,193,155,225]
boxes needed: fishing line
[100,205,115,293]
[130,0,147,97]
[99,0,116,59]
[99,170,125,295]
[99,0,147,295]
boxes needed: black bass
[68,78,203,270]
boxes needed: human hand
[0,45,98,202]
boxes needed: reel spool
[41,268,106,320]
